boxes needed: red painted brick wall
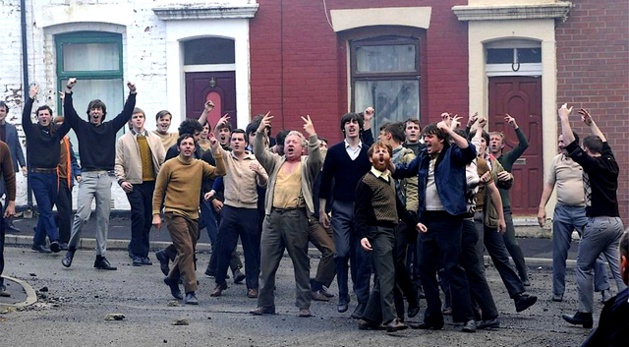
[249,0,469,144]
[556,0,629,224]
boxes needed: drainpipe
[20,0,34,215]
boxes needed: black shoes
[49,241,61,253]
[184,292,199,305]
[132,256,143,267]
[461,319,477,333]
[141,257,152,266]
[514,293,537,312]
[337,298,349,313]
[94,256,117,270]
[407,304,420,318]
[62,250,75,267]
[155,250,170,276]
[32,244,52,254]
[477,317,500,330]
[5,221,21,233]
[250,306,276,315]
[164,276,183,300]
[233,269,246,284]
[562,312,593,328]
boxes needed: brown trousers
[165,213,199,293]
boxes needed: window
[351,36,420,133]
[184,38,235,65]
[485,40,542,76]
[55,32,125,148]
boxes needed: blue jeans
[214,206,259,289]
[576,216,626,313]
[68,171,113,256]
[552,204,610,296]
[32,171,60,246]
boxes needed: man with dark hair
[209,116,268,299]
[61,77,136,271]
[0,100,26,233]
[22,84,72,253]
[403,118,423,156]
[153,110,178,150]
[392,118,477,332]
[319,108,374,317]
[0,141,16,297]
[216,120,233,149]
[165,119,204,160]
[559,104,626,328]
[488,114,530,286]
[538,132,610,302]
[153,133,225,305]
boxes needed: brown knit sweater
[354,170,399,238]
[152,152,225,219]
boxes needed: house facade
[0,0,626,222]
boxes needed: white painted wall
[0,0,254,210]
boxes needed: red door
[488,76,542,215]
[185,71,237,129]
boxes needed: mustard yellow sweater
[152,152,225,219]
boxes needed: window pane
[517,48,541,63]
[184,38,235,65]
[486,48,514,64]
[63,42,120,72]
[356,45,416,73]
[354,80,419,133]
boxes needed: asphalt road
[0,216,601,346]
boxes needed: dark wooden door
[185,71,237,129]
[488,76,542,215]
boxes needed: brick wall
[250,0,469,143]
[556,0,629,224]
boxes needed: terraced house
[0,0,626,222]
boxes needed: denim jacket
[393,141,476,220]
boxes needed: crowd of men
[0,79,626,344]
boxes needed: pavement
[1,214,579,308]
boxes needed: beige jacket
[115,130,166,185]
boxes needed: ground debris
[172,318,189,326]
[105,313,126,321]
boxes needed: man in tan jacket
[115,107,165,266]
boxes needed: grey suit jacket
[4,122,26,171]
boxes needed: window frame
[55,31,124,100]
[349,35,422,128]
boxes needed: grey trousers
[68,171,113,256]
[258,208,311,310]
[362,226,396,324]
[576,216,626,313]
[551,203,609,296]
